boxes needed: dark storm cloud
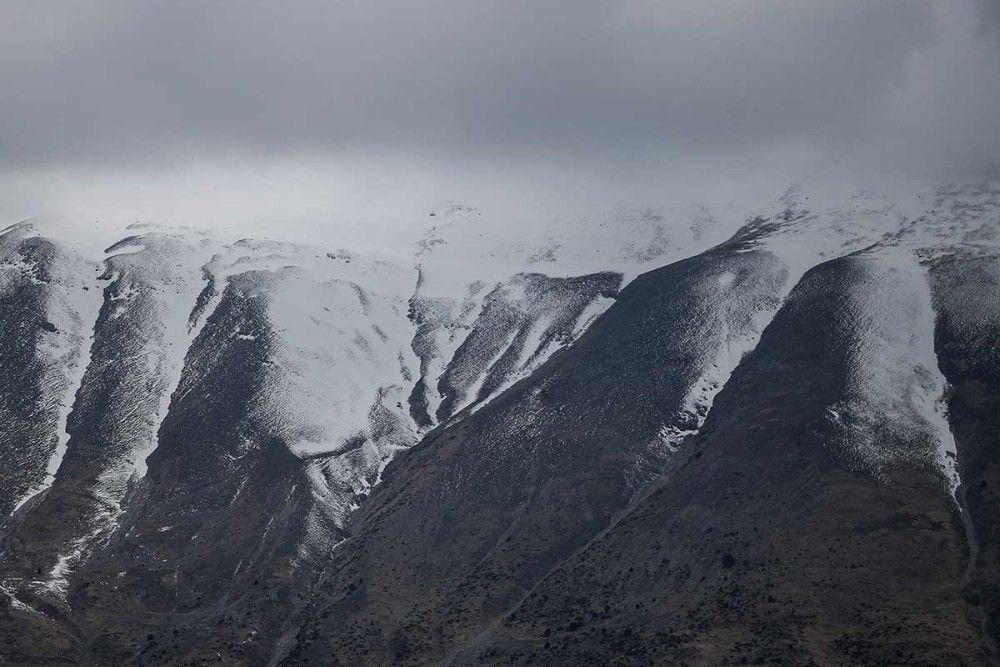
[0,1,973,167]
[975,0,1000,36]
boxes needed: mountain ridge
[0,181,998,664]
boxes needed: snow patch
[825,246,962,495]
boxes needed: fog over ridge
[0,1,997,241]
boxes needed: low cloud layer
[0,1,998,230]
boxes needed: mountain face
[0,183,998,665]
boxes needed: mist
[1,1,998,246]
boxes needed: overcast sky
[1,1,998,237]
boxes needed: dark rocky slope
[931,254,1000,657]
[283,236,803,664]
[473,253,979,665]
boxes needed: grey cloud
[0,1,949,166]
[974,0,1000,36]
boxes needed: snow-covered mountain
[1,181,999,665]
[0,201,719,601]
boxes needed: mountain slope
[475,250,973,665]
[0,208,690,663]
[282,194,924,664]
[0,183,998,664]
[285,185,998,665]
[0,226,100,519]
